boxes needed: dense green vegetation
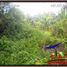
[0,2,67,65]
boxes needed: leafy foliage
[0,2,67,65]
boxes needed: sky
[13,2,65,17]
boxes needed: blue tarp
[45,43,61,49]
